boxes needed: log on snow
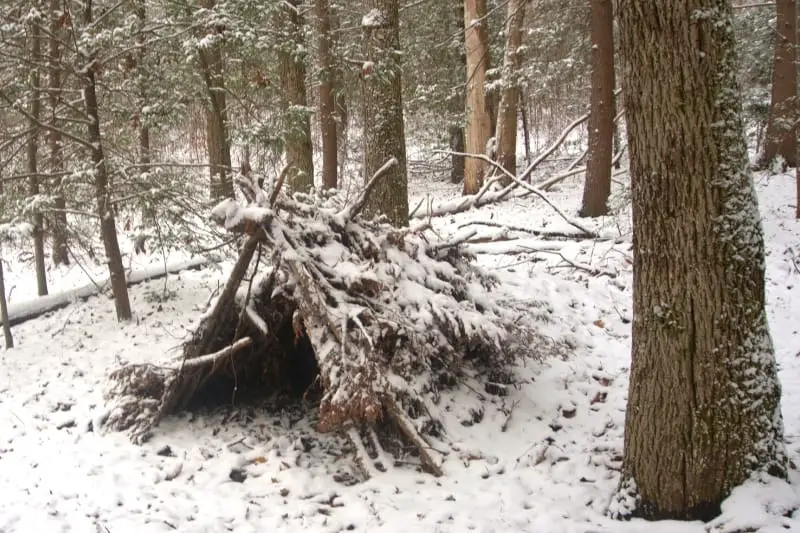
[0,256,211,327]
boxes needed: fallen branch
[459,220,605,241]
[538,250,618,279]
[415,111,594,219]
[384,399,444,477]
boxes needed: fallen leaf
[593,319,605,328]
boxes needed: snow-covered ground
[1,166,800,533]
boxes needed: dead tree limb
[537,249,618,278]
[459,220,605,240]
[339,157,398,221]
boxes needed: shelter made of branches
[103,161,547,474]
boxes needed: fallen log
[1,257,211,328]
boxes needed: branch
[181,337,253,368]
[269,163,290,207]
[339,157,398,221]
[459,220,604,240]
[538,250,618,278]
[0,91,95,151]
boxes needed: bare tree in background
[362,0,409,226]
[26,8,47,295]
[494,0,527,179]
[580,0,614,217]
[77,1,132,321]
[758,0,796,169]
[280,0,314,193]
[317,0,338,190]
[198,0,234,200]
[462,0,491,195]
[47,0,69,266]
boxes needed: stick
[181,337,253,368]
[269,163,290,207]
[459,220,602,240]
[537,250,618,278]
[339,157,398,221]
[384,399,443,477]
[501,399,519,433]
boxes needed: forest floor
[1,165,800,532]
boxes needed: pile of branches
[103,160,550,474]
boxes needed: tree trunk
[135,0,154,224]
[198,0,234,200]
[494,0,526,179]
[448,0,466,185]
[362,0,409,226]
[279,0,314,194]
[463,0,492,194]
[48,0,69,266]
[758,0,796,169]
[80,3,132,322]
[0,251,12,349]
[579,0,614,217]
[27,13,47,296]
[449,125,465,183]
[316,0,338,190]
[615,0,786,521]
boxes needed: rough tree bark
[48,0,69,266]
[463,0,492,195]
[579,0,614,217]
[79,1,132,321]
[494,0,526,179]
[758,0,796,169]
[449,0,467,185]
[27,11,48,296]
[316,0,338,190]
[614,0,786,521]
[279,0,314,193]
[361,0,409,226]
[198,0,234,200]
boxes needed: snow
[2,167,800,532]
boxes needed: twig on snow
[537,250,618,278]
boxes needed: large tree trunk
[362,0,409,226]
[494,0,526,179]
[48,0,69,266]
[462,0,492,194]
[279,0,314,193]
[316,0,338,190]
[198,0,234,200]
[80,3,132,322]
[27,13,47,296]
[579,0,614,217]
[758,0,796,169]
[615,0,786,521]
